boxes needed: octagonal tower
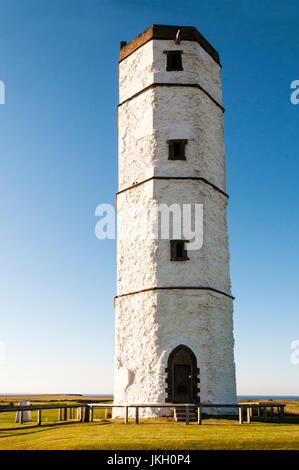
[113,25,237,416]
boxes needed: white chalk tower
[113,25,237,417]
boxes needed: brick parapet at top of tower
[119,24,221,66]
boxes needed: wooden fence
[0,403,89,426]
[88,402,286,425]
[0,402,286,426]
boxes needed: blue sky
[0,0,298,395]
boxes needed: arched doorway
[165,345,199,403]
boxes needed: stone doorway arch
[165,344,200,403]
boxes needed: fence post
[37,409,42,426]
[84,406,90,422]
[124,406,128,424]
[105,408,108,419]
[197,406,202,425]
[81,406,84,423]
[247,407,251,424]
[90,407,94,422]
[63,407,67,421]
[239,407,243,424]
[135,407,139,424]
[264,407,267,422]
[186,405,189,425]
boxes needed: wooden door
[173,363,192,403]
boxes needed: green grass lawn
[0,398,299,450]
[1,419,299,450]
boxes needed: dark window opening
[173,142,181,157]
[176,242,183,258]
[168,139,187,160]
[164,50,183,71]
[170,240,189,261]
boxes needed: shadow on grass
[0,426,57,439]
[205,413,299,425]
[0,419,112,435]
[251,415,299,425]
[1,415,297,437]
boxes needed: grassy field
[0,394,112,403]
[0,396,299,450]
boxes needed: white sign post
[15,401,32,423]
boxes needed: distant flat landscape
[0,394,113,402]
[1,394,298,402]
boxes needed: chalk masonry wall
[114,34,237,417]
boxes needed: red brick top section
[119,24,220,65]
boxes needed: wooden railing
[0,402,286,426]
[88,402,286,425]
[0,403,90,426]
